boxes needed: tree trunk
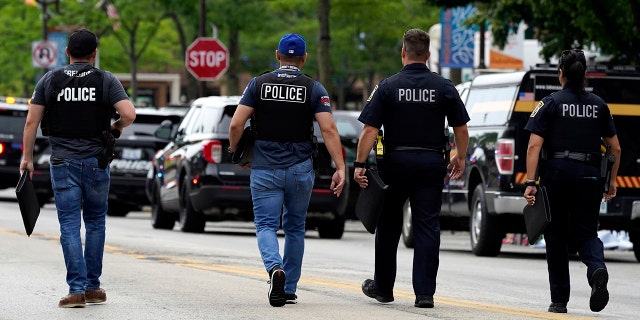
[317,0,333,105]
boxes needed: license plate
[599,201,608,214]
[122,148,142,160]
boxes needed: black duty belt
[550,151,599,165]
[387,146,443,153]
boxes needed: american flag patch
[519,92,534,101]
[321,96,331,107]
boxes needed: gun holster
[600,149,616,193]
[98,130,118,169]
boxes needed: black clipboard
[523,185,551,243]
[355,168,388,234]
[231,120,255,166]
[15,170,41,236]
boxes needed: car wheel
[107,201,130,217]
[469,185,503,256]
[402,200,414,248]
[178,177,205,233]
[151,184,175,230]
[317,216,345,239]
[630,230,640,262]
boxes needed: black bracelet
[524,180,537,187]
[227,147,234,154]
[353,161,366,168]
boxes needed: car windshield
[120,113,183,138]
[0,110,27,140]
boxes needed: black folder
[523,185,551,244]
[15,170,41,236]
[231,124,255,166]
[355,168,388,234]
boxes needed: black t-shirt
[358,63,469,149]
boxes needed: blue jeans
[50,156,109,294]
[251,158,314,295]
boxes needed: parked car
[402,65,640,262]
[146,96,349,238]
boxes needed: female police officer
[523,49,621,314]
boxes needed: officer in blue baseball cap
[229,33,345,307]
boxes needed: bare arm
[316,112,346,197]
[112,99,136,134]
[19,103,46,178]
[449,124,469,179]
[228,104,254,153]
[603,134,621,200]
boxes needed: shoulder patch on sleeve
[530,100,544,118]
[367,85,378,102]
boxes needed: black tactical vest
[42,66,110,138]
[253,72,315,142]
[544,91,603,154]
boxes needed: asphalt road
[0,189,638,320]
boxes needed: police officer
[354,28,469,308]
[524,49,620,314]
[20,28,135,308]
[228,33,345,307]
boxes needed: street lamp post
[36,0,61,41]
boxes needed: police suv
[403,66,640,262]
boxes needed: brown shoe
[85,288,107,303]
[58,294,86,308]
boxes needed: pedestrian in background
[228,33,345,307]
[353,28,469,308]
[523,49,620,314]
[20,28,136,308]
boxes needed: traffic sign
[32,41,58,69]
[185,38,229,81]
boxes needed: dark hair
[559,49,587,89]
[403,29,430,59]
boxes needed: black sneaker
[415,295,434,308]
[548,302,567,313]
[589,268,609,312]
[361,279,394,303]
[268,267,286,307]
[285,293,298,304]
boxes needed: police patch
[530,100,544,118]
[321,95,331,107]
[367,85,378,102]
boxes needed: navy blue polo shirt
[239,67,332,169]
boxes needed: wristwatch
[524,180,537,187]
[353,161,366,168]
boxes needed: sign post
[185,38,229,81]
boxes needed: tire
[630,230,640,262]
[178,177,205,233]
[107,201,130,217]
[317,216,345,239]
[469,185,503,256]
[402,200,414,248]
[151,184,175,230]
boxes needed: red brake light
[202,140,222,163]
[495,139,514,175]
[0,142,4,155]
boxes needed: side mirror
[154,120,173,140]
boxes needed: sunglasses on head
[562,49,584,57]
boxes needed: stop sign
[185,38,229,81]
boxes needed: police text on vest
[261,83,307,103]
[561,103,599,118]
[56,87,96,102]
[397,88,436,102]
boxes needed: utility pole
[198,0,206,97]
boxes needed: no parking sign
[32,41,58,69]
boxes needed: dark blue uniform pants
[541,160,606,304]
[374,151,446,297]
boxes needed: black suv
[146,96,349,238]
[401,66,640,261]
[105,107,184,216]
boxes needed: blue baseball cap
[278,33,306,56]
